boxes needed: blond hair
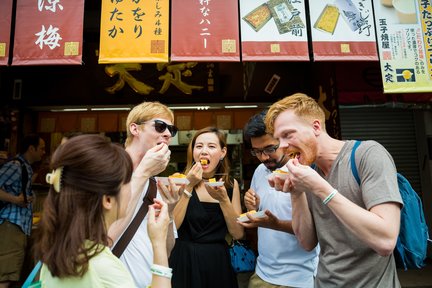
[125,102,174,147]
[265,93,326,134]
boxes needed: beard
[263,155,286,171]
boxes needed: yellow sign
[99,0,169,63]
[374,0,432,93]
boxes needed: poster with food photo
[240,0,309,61]
[308,0,378,60]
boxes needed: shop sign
[171,0,240,61]
[0,0,13,66]
[240,0,309,61]
[374,0,432,93]
[99,0,169,63]
[12,0,84,65]
[308,0,378,60]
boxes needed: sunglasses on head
[139,119,178,137]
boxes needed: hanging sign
[171,0,240,61]
[240,0,309,61]
[12,0,85,65]
[0,0,13,66]
[308,0,378,60]
[374,0,432,93]
[99,0,169,63]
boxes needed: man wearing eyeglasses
[240,111,319,288]
[108,101,181,288]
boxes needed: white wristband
[183,189,192,198]
[323,189,338,205]
[151,264,173,279]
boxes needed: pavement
[398,258,432,288]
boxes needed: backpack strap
[350,141,362,186]
[22,260,42,288]
[112,177,157,258]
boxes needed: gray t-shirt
[308,140,403,287]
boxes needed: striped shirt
[0,155,33,235]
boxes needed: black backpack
[0,157,29,211]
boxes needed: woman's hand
[204,180,229,202]
[186,162,203,187]
[148,199,170,244]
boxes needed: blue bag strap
[350,141,362,186]
[22,261,42,288]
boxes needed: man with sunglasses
[240,111,319,288]
[108,101,181,288]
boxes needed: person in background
[170,127,244,288]
[265,93,402,287]
[241,111,319,288]
[109,101,182,288]
[0,134,45,288]
[34,134,172,288]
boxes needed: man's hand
[157,180,184,214]
[238,210,279,229]
[15,193,28,208]
[135,143,171,179]
[244,189,259,211]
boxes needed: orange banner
[0,0,13,66]
[171,0,240,61]
[12,0,85,65]
[99,0,169,63]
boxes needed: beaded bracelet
[150,264,173,279]
[323,189,338,205]
[183,189,192,198]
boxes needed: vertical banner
[12,0,84,65]
[309,0,378,60]
[0,0,13,66]
[171,0,240,61]
[374,0,432,93]
[240,0,309,61]
[99,0,169,63]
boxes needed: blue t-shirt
[0,155,33,235]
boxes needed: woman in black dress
[170,127,244,288]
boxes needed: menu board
[374,0,432,93]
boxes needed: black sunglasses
[139,119,178,137]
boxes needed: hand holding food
[148,199,170,244]
[136,143,171,178]
[186,162,203,187]
[237,210,266,222]
[244,189,259,211]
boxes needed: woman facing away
[33,134,172,288]
[170,127,244,288]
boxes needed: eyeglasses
[138,119,178,137]
[250,144,279,157]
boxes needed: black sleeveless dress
[169,185,238,288]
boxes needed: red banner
[171,0,240,61]
[12,0,85,65]
[0,0,13,66]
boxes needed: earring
[220,157,224,161]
